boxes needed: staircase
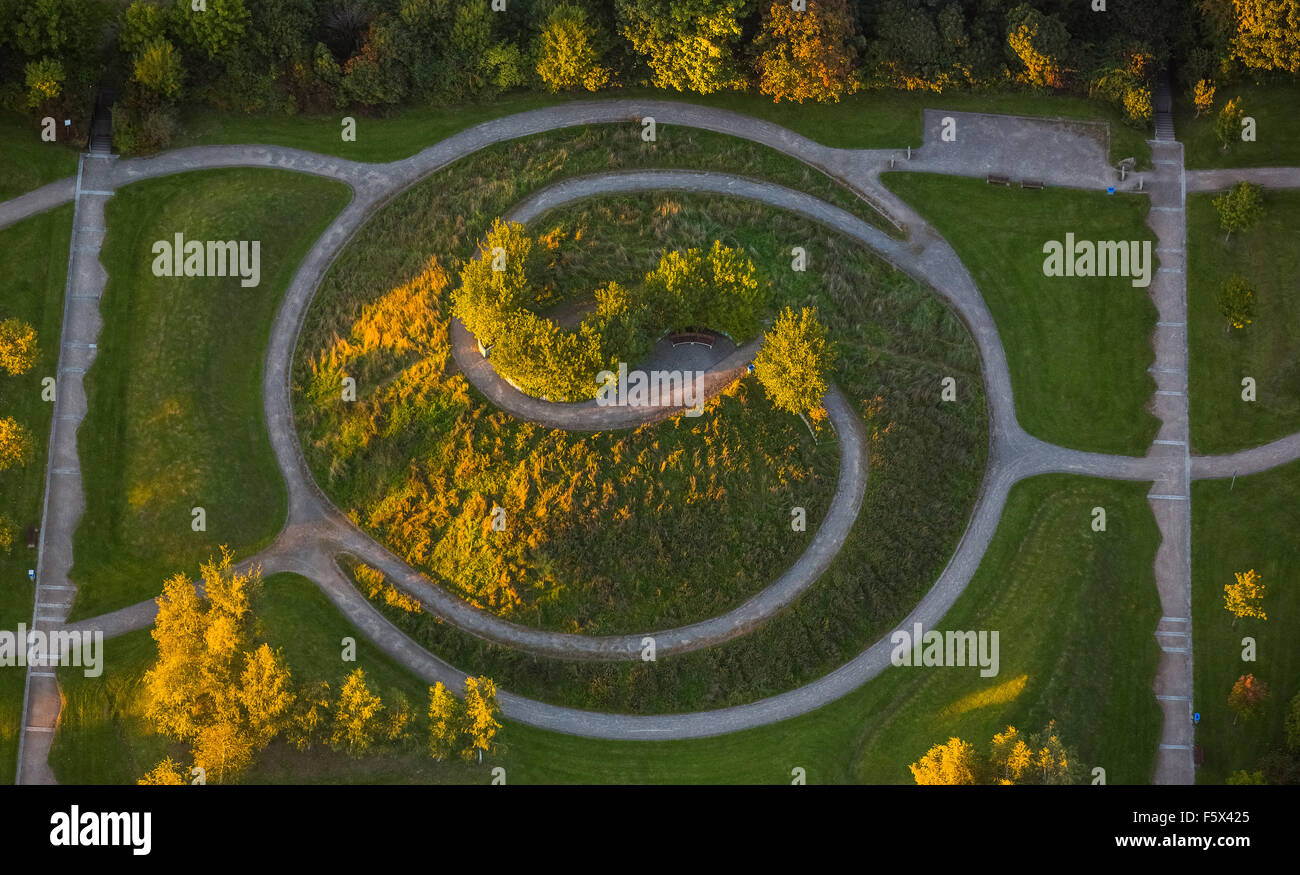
[1154,75,1175,142]
[88,87,113,156]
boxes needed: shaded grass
[1177,83,1300,170]
[0,205,72,782]
[177,86,1148,166]
[69,170,351,620]
[0,111,79,201]
[883,172,1160,455]
[1187,191,1300,454]
[52,475,1162,785]
[1191,460,1300,785]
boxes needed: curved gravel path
[10,101,1300,749]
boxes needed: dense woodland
[2,1,1299,152]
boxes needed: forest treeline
[3,1,1298,152]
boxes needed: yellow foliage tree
[1224,569,1267,624]
[331,668,385,757]
[0,318,38,375]
[1193,79,1216,116]
[428,682,464,762]
[909,737,979,784]
[138,757,188,785]
[0,417,33,473]
[462,675,502,763]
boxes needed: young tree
[753,306,835,423]
[1214,97,1244,151]
[909,737,979,784]
[1225,769,1267,785]
[428,682,464,761]
[1228,673,1269,725]
[23,57,64,109]
[0,515,14,553]
[0,417,33,472]
[461,675,502,763]
[331,668,385,757]
[534,3,612,92]
[1224,568,1267,623]
[1193,78,1216,116]
[1216,275,1256,330]
[990,726,1034,783]
[132,38,185,100]
[238,643,296,747]
[1285,690,1300,751]
[755,0,860,104]
[617,0,750,93]
[138,757,188,785]
[0,318,38,375]
[1213,180,1264,241]
[285,680,332,752]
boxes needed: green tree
[1285,690,1300,751]
[1213,180,1264,241]
[133,38,185,100]
[1006,3,1070,88]
[23,57,64,108]
[755,0,860,104]
[1226,769,1267,785]
[617,0,751,93]
[0,318,38,375]
[120,1,169,55]
[1229,0,1300,73]
[428,682,464,761]
[1216,276,1256,330]
[753,306,835,421]
[331,668,386,757]
[462,675,502,763]
[534,2,612,92]
[1214,96,1244,150]
[453,219,536,350]
[172,0,250,60]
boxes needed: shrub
[1216,275,1255,330]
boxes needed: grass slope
[1187,191,1300,454]
[177,87,1148,166]
[0,206,72,782]
[1178,83,1300,170]
[883,172,1160,455]
[1191,460,1300,785]
[51,475,1161,785]
[0,111,79,201]
[68,169,351,620]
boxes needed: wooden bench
[670,331,714,348]
[1020,179,1045,190]
[986,174,1012,186]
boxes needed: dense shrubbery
[452,218,768,402]
[8,1,1295,154]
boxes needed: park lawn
[67,169,351,621]
[49,574,486,784]
[1187,191,1300,455]
[883,172,1160,456]
[1178,82,1300,170]
[1191,459,1300,785]
[176,86,1148,166]
[53,474,1163,786]
[0,206,72,782]
[0,111,79,201]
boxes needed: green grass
[49,574,485,784]
[1187,191,1300,454]
[0,205,72,783]
[176,86,1148,166]
[0,111,80,201]
[1178,83,1300,170]
[1191,460,1300,785]
[52,476,1162,784]
[883,172,1160,455]
[68,169,351,620]
[299,133,987,711]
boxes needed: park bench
[26,525,37,549]
[1020,179,1045,190]
[986,174,1011,186]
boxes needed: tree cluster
[909,721,1082,785]
[138,549,501,783]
